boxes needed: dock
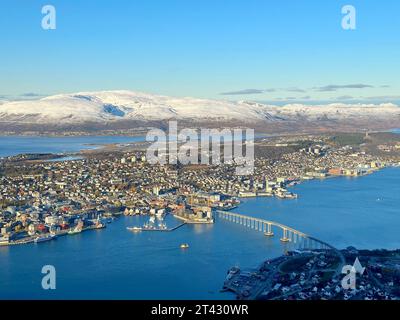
[134,222,186,232]
[173,214,214,224]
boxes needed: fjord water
[0,136,145,157]
[241,167,400,250]
[0,133,269,158]
[1,169,399,299]
[0,215,291,299]
[0,136,400,299]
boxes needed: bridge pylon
[280,228,290,242]
[264,223,274,237]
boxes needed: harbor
[1,132,400,299]
[2,167,400,299]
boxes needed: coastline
[1,128,399,137]
[2,150,399,247]
[1,160,400,299]
[5,166,396,248]
[0,223,108,247]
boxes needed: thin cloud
[220,89,267,95]
[364,95,400,100]
[336,95,354,100]
[0,93,47,101]
[285,87,306,93]
[314,84,374,92]
[21,92,44,97]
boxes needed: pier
[216,210,335,251]
[141,222,186,232]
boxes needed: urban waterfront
[0,164,399,299]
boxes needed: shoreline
[2,132,400,251]
[2,161,399,247]
[0,224,108,247]
[5,165,395,248]
[0,127,399,137]
[1,128,399,160]
[223,247,400,300]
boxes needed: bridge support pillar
[264,223,274,237]
[304,237,309,249]
[280,228,290,242]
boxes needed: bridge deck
[216,210,337,251]
[216,210,307,237]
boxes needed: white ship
[127,226,142,232]
[34,234,57,243]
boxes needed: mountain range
[0,90,399,134]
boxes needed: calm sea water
[240,168,400,250]
[0,134,269,158]
[0,136,145,157]
[0,136,399,299]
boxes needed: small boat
[220,204,238,211]
[34,234,57,243]
[158,222,168,230]
[68,227,82,235]
[228,266,240,274]
[69,220,84,234]
[143,223,156,230]
[276,191,298,199]
[94,218,106,229]
[180,243,190,249]
[226,266,240,280]
[127,226,142,232]
[156,210,165,220]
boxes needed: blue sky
[0,0,399,103]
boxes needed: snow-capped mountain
[0,90,277,124]
[0,90,399,131]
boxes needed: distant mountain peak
[0,90,399,133]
